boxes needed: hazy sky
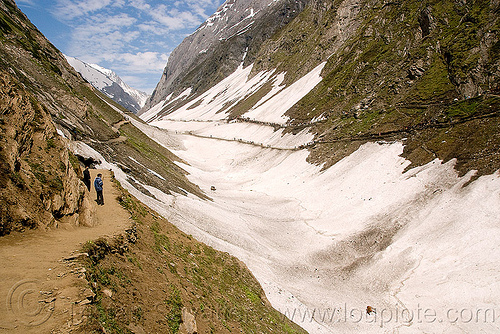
[17,0,224,94]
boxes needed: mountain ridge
[65,55,149,114]
[142,0,310,111]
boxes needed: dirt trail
[0,169,132,333]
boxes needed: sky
[17,0,225,94]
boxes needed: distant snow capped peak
[64,55,149,113]
[87,62,114,78]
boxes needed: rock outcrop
[0,71,95,234]
[179,307,198,334]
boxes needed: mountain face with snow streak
[143,0,309,111]
[65,56,149,113]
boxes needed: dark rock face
[101,82,142,113]
[418,8,433,38]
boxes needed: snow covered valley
[115,62,500,333]
[121,116,500,333]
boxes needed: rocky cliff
[0,0,95,234]
[0,71,94,234]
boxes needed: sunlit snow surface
[130,64,500,333]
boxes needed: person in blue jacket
[94,173,104,205]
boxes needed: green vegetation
[68,152,81,176]
[49,175,64,192]
[74,84,125,125]
[46,137,56,150]
[96,303,129,334]
[227,80,274,119]
[126,255,142,270]
[445,98,481,119]
[411,56,456,101]
[165,286,183,333]
[10,171,25,189]
[28,161,47,184]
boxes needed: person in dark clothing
[94,173,104,205]
[83,167,91,191]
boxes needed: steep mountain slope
[271,0,500,176]
[0,0,96,234]
[145,0,500,177]
[0,1,306,333]
[0,0,205,222]
[0,70,94,234]
[65,55,149,114]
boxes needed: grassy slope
[80,178,306,334]
[244,0,500,176]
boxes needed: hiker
[94,173,104,205]
[83,166,91,191]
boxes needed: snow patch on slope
[245,62,326,123]
[135,40,500,333]
[142,61,325,126]
[129,125,500,333]
[149,120,313,149]
[65,55,113,91]
[147,64,271,121]
[141,88,193,123]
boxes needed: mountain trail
[0,169,132,333]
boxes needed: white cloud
[151,11,201,30]
[128,0,151,11]
[55,0,218,59]
[116,52,169,73]
[52,0,113,20]
[130,3,202,31]
[64,12,138,57]
[119,74,158,94]
[185,0,222,18]
[50,0,223,93]
[120,75,143,86]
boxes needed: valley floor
[125,117,500,334]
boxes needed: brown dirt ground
[0,169,132,333]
